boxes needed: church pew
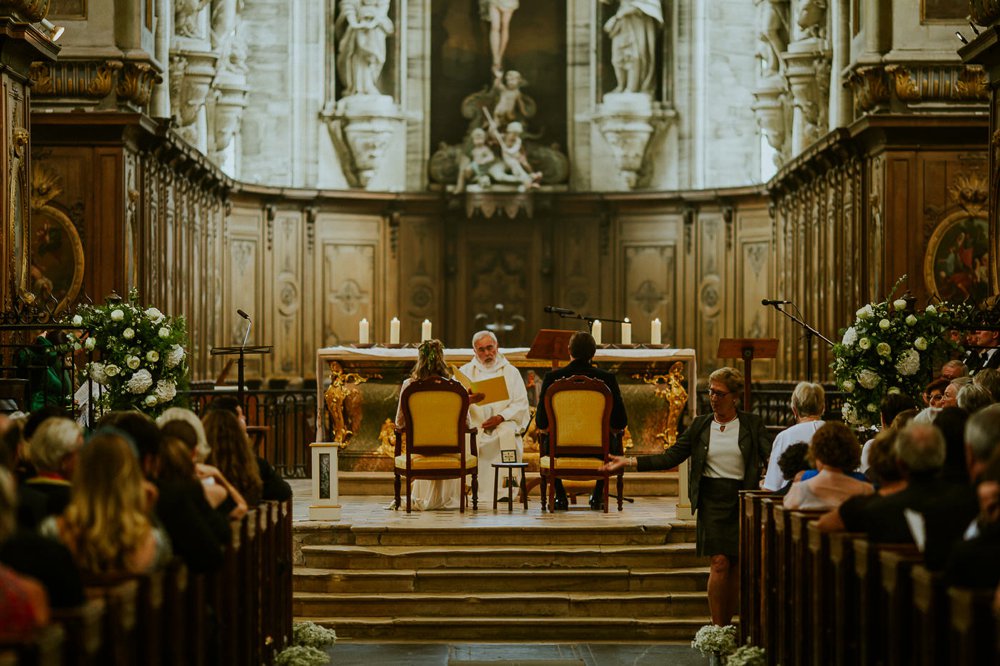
[758,497,781,660]
[853,540,918,666]
[770,503,793,666]
[135,569,165,666]
[789,510,825,666]
[83,578,139,666]
[241,507,262,666]
[910,564,948,666]
[49,598,104,666]
[0,625,65,666]
[259,502,277,665]
[827,532,863,666]
[184,573,208,666]
[948,587,997,665]
[160,561,188,666]
[877,546,922,666]
[739,490,778,646]
[278,499,294,650]
[807,521,832,666]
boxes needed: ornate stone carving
[970,0,1000,27]
[175,0,211,39]
[782,36,830,150]
[335,0,393,97]
[29,60,122,99]
[169,49,219,139]
[324,94,403,188]
[848,64,987,115]
[601,0,664,95]
[117,62,162,108]
[752,78,792,165]
[592,92,675,189]
[755,0,789,78]
[1,0,48,22]
[848,66,890,114]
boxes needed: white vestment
[459,354,530,503]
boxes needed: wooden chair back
[399,376,470,456]
[544,375,612,457]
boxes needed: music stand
[210,345,272,410]
[717,338,778,410]
[526,329,574,369]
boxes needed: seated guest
[856,423,977,570]
[940,377,971,409]
[160,419,247,517]
[23,417,83,518]
[0,467,49,641]
[157,407,211,463]
[922,377,950,409]
[534,331,628,510]
[203,409,266,506]
[958,383,993,414]
[40,431,168,576]
[973,367,1000,403]
[819,429,906,533]
[968,330,1000,375]
[762,382,824,491]
[784,422,873,510]
[861,393,917,473]
[155,436,230,573]
[944,448,1000,588]
[205,398,292,502]
[935,406,970,485]
[773,443,811,496]
[0,418,45,530]
[941,359,970,381]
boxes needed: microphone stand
[238,315,252,410]
[765,303,834,381]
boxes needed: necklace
[714,414,738,432]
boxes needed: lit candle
[651,318,661,345]
[390,317,400,344]
[621,318,631,345]
[421,319,432,342]
[359,318,369,344]
[592,319,602,345]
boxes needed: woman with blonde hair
[202,409,263,507]
[41,431,165,576]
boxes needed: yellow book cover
[452,366,510,405]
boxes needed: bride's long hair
[410,339,452,381]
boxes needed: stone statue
[490,70,530,129]
[485,114,541,191]
[324,361,367,445]
[479,0,519,78]
[796,0,827,40]
[336,0,394,96]
[755,0,788,78]
[454,128,498,192]
[601,0,664,95]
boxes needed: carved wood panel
[269,213,304,376]
[696,215,727,372]
[620,216,683,346]
[225,210,263,378]
[399,217,441,344]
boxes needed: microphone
[238,309,252,348]
[544,305,575,315]
[761,299,792,306]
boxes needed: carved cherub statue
[324,361,367,445]
[454,128,498,193]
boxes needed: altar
[313,345,699,473]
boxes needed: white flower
[166,344,185,369]
[841,379,855,393]
[877,342,891,357]
[158,326,171,338]
[111,309,125,321]
[84,337,96,351]
[842,327,858,347]
[71,314,83,326]
[126,355,141,370]
[144,307,165,324]
[879,319,890,331]
[858,369,881,389]
[144,395,158,407]
[123,327,135,339]
[89,363,107,385]
[856,304,874,319]
[888,387,902,395]
[105,364,121,377]
[154,380,177,403]
[691,624,737,657]
[126,369,153,394]
[926,305,937,314]
[914,337,928,351]
[905,315,917,326]
[867,403,879,413]
[893,299,907,311]
[895,349,920,376]
[842,403,858,424]
[146,350,159,363]
[859,337,871,350]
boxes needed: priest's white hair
[472,330,497,347]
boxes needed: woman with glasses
[606,366,772,626]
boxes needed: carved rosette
[169,49,219,129]
[592,92,674,189]
[751,76,791,165]
[782,37,831,150]
[324,94,403,188]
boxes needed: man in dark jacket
[534,331,627,510]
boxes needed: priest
[459,331,530,503]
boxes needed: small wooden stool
[492,462,529,511]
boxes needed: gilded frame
[923,210,990,303]
[29,204,85,314]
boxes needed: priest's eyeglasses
[707,389,732,398]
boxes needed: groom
[460,331,530,503]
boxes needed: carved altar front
[314,345,698,473]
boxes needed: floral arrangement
[691,623,737,657]
[726,644,766,666]
[65,290,189,416]
[274,622,336,665]
[831,278,963,428]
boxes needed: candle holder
[606,343,638,349]
[640,343,668,349]
[351,343,375,349]
[383,343,404,349]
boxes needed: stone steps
[294,591,709,618]
[294,566,710,594]
[300,543,707,571]
[299,616,710,642]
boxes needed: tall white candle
[421,319,432,342]
[592,319,602,345]
[651,318,662,345]
[359,318,369,344]
[621,318,632,345]
[390,317,400,344]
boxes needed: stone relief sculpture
[479,0,519,78]
[782,0,830,152]
[751,0,792,166]
[755,0,788,78]
[336,0,394,96]
[601,0,664,96]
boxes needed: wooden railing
[739,490,999,665]
[0,499,293,666]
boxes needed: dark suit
[534,358,628,505]
[971,347,1000,375]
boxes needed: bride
[395,339,471,510]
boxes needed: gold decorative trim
[1,0,51,21]
[117,61,162,107]
[849,64,988,114]
[847,66,890,113]
[949,170,989,215]
[970,0,1000,26]
[29,59,123,100]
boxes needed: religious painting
[29,205,85,314]
[921,0,966,21]
[923,213,989,303]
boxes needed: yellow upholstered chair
[393,376,479,513]
[539,375,624,512]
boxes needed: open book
[451,365,510,405]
